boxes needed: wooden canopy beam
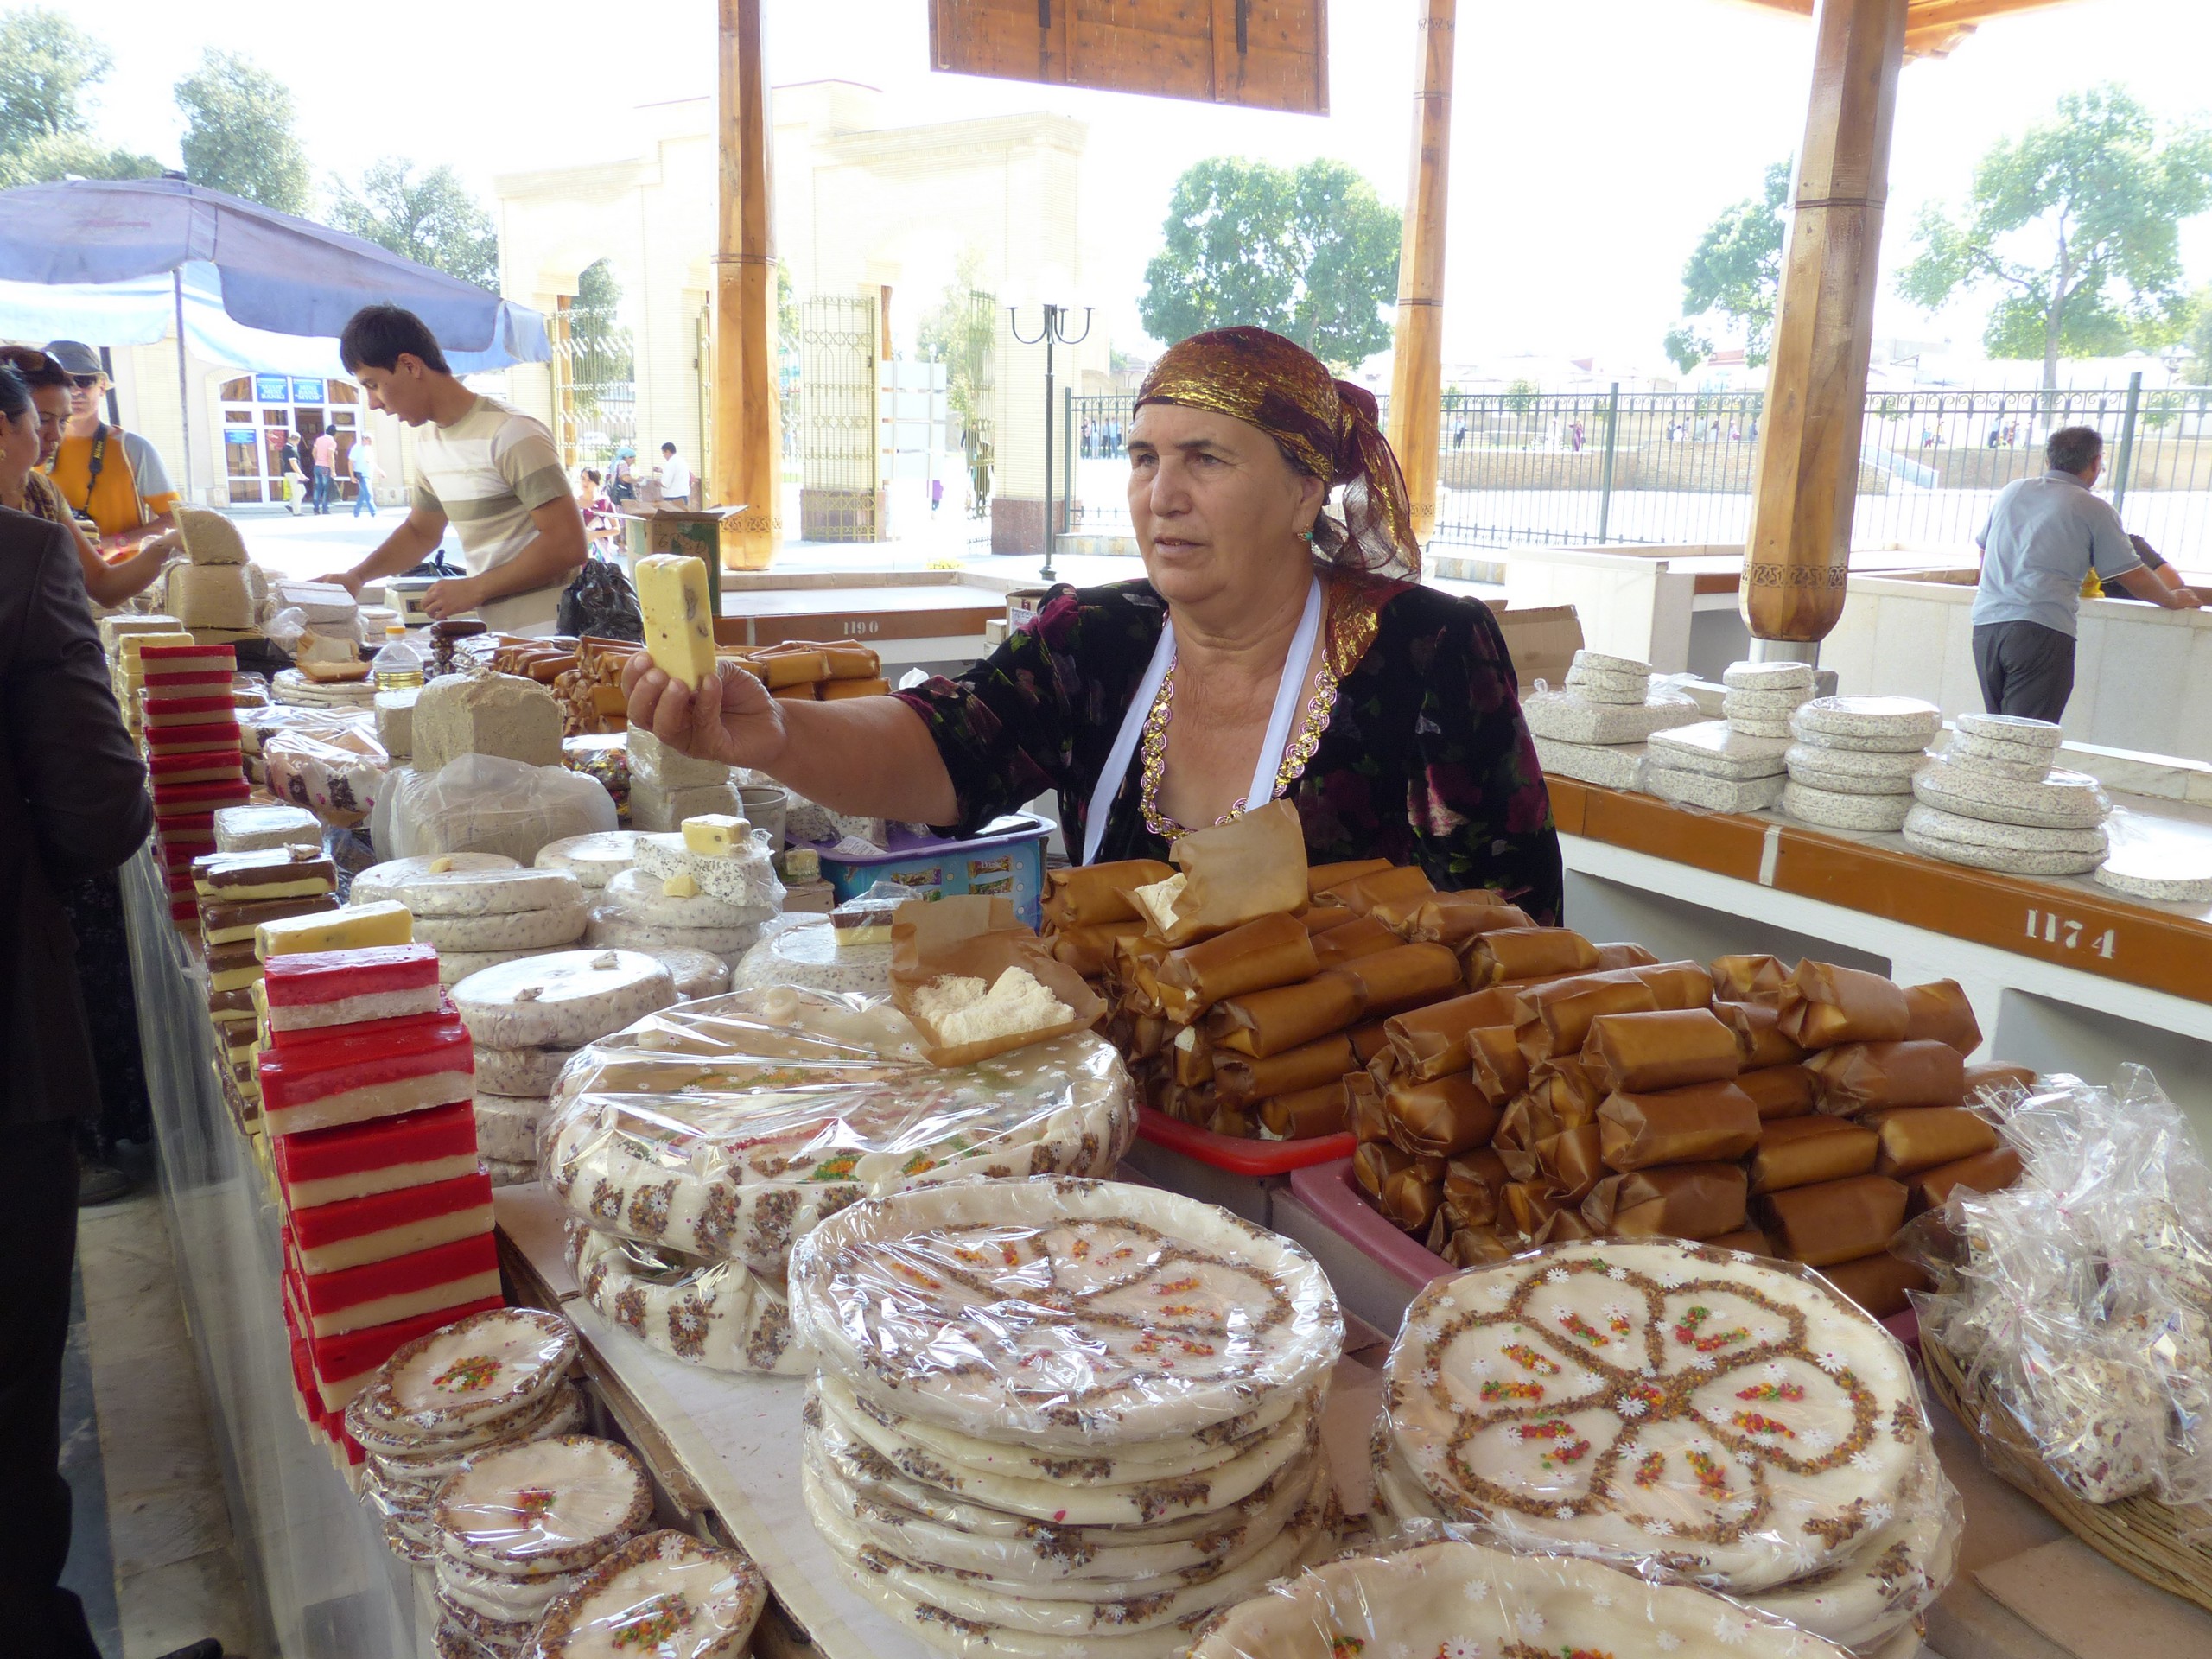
[1741,0,1909,650]
[1724,0,2080,56]
[711,0,781,568]
[1384,0,1457,550]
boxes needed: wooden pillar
[1742,0,1908,648]
[1384,0,1456,549]
[711,0,780,568]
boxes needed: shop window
[220,376,252,401]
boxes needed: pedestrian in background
[310,427,337,513]
[658,441,692,509]
[280,431,304,514]
[351,430,380,516]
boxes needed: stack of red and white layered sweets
[139,641,248,923]
[259,942,503,1463]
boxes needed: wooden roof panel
[1728,0,2083,59]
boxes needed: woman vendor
[626,327,1562,921]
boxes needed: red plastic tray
[1133,1105,1355,1177]
[1287,1157,1459,1290]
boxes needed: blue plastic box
[808,813,1053,930]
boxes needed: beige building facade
[494,79,1107,550]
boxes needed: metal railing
[1064,378,2212,564]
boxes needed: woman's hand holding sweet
[622,652,789,771]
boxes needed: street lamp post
[1009,302,1091,581]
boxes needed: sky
[30,0,2212,378]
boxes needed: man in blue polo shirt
[1971,425,2201,723]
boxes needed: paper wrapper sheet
[1309,915,1401,969]
[1807,1039,1967,1116]
[1469,1026,1531,1104]
[1964,1060,2038,1099]
[889,897,1107,1066]
[1306,857,1390,899]
[1300,904,1352,934]
[1384,987,1522,1080]
[1597,1079,1762,1170]
[1345,1072,1390,1143]
[1465,927,1599,988]
[1582,1161,1748,1237]
[1355,1139,1441,1200]
[1817,1250,1929,1319]
[1757,1173,1909,1267]
[1384,1074,1502,1159]
[1328,942,1462,1020]
[1145,798,1308,945]
[1902,978,1981,1054]
[1513,959,1716,1060]
[1580,1007,1742,1094]
[1906,1144,2023,1215]
[1213,1033,1356,1103]
[1592,942,1661,971]
[1533,1123,1605,1203]
[1719,1000,1809,1068]
[1442,1148,1512,1231]
[1750,1116,1878,1194]
[1370,890,1530,947]
[1313,863,1433,916]
[1043,860,1171,928]
[1153,912,1319,1023]
[1530,1054,1603,1122]
[1712,952,1789,1004]
[1208,973,1363,1058]
[1865,1105,1999,1178]
[1050,919,1144,979]
[1258,1081,1348,1140]
[1738,1062,1817,1120]
[1778,961,1911,1048]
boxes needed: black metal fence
[1065,378,2212,563]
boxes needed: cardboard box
[1487,601,1584,691]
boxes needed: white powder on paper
[915,968,1073,1046]
[1130,871,1186,932]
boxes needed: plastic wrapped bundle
[729,912,892,1000]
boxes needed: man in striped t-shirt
[321,305,587,633]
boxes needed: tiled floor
[69,1159,256,1659]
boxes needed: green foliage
[1664,162,1790,372]
[327,158,498,288]
[1503,378,1540,414]
[1897,86,2212,389]
[1139,156,1400,370]
[175,49,310,214]
[2185,287,2212,384]
[918,248,996,439]
[565,258,632,418]
[0,11,160,185]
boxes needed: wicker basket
[1922,1332,2212,1613]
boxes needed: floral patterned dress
[893,575,1564,923]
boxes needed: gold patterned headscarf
[1134,326,1421,581]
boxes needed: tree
[0,11,159,185]
[1664,162,1790,373]
[1897,86,2212,390]
[2183,287,2212,384]
[328,158,499,288]
[175,49,309,214]
[918,248,996,443]
[1139,156,1400,370]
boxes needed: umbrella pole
[172,269,193,506]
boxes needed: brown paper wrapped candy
[1711,953,1789,1004]
[1777,961,1912,1048]
[1635,958,1719,1009]
[1902,978,1981,1054]
[1964,1060,2037,1099]
[1353,1139,1440,1199]
[1345,1073,1392,1144]
[1051,920,1145,979]
[1385,987,1522,1080]
[1866,1105,2000,1179]
[1348,1020,1392,1063]
[1205,1100,1255,1138]
[1171,1026,1214,1087]
[1443,1148,1512,1230]
[1385,1074,1502,1158]
[1757,1173,1909,1267]
[1718,1001,1808,1069]
[1316,864,1433,916]
[1819,1251,1931,1319]
[1581,1007,1743,1095]
[1160,1078,1214,1125]
[1469,1026,1532,1104]
[1044,859,1172,928]
[1492,1095,1558,1181]
[1503,1180,1564,1239]
[1598,1079,1762,1170]
[1807,1039,1967,1116]
[1534,1207,1601,1243]
[1515,975,1659,1064]
[1533,1056,1605,1125]
[1301,905,1354,935]
[1258,1081,1348,1140]
[1583,1163,1748,1239]
[1592,942,1661,971]
[1128,1014,1169,1060]
[1132,798,1308,945]
[1737,1063,1818,1121]
[1749,1116,1878,1195]
[1466,927,1600,988]
[1208,973,1363,1057]
[1331,942,1462,1020]
[1310,914,1402,970]
[1213,1033,1355,1103]
[1154,912,1320,1023]
[1380,1162,1446,1234]
[1306,857,1392,899]
[1442,1226,1515,1268]
[1535,1124,1605,1203]
[1372,890,1532,948]
[1112,933,1171,1016]
[1907,1145,2024,1215]
[1706,1227,1776,1256]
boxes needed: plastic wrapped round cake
[543,988,1135,1277]
[569,1224,804,1376]
[1186,1536,1858,1659]
[788,1176,1346,1657]
[528,1529,767,1659]
[1371,1237,1957,1655]
[730,912,893,999]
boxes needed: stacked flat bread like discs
[1772,695,1938,833]
[1529,651,1704,788]
[1907,716,2111,874]
[454,950,677,1185]
[731,913,893,1000]
[528,1529,767,1659]
[789,1177,1345,1657]
[1186,1537,1857,1659]
[353,854,592,986]
[1639,659,1815,814]
[543,988,1135,1376]
[1372,1237,1955,1653]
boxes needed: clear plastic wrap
[729,912,893,999]
[1187,1535,1859,1659]
[568,1223,804,1375]
[1902,1064,2212,1508]
[375,753,620,866]
[786,1174,1342,1448]
[264,721,391,827]
[542,988,1135,1276]
[433,1434,652,1576]
[1370,1236,1959,1654]
[527,1529,766,1659]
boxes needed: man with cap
[40,341,181,547]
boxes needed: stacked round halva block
[1906,714,2113,876]
[533,831,734,998]
[582,825,783,969]
[452,951,680,1185]
[1642,660,1814,813]
[1522,650,1704,789]
[345,1308,584,1569]
[352,856,589,988]
[1784,696,1942,835]
[788,1178,1346,1658]
[525,1528,767,1659]
[545,989,1136,1380]
[627,724,745,833]
[1370,1236,1957,1658]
